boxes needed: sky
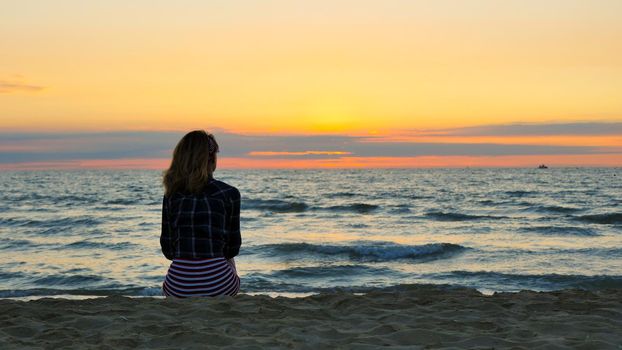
[1,0,621,169]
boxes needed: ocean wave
[242,199,381,214]
[506,247,622,257]
[405,194,434,200]
[504,190,537,197]
[3,274,620,298]
[573,213,622,225]
[389,206,411,214]
[560,247,622,256]
[434,271,622,291]
[478,199,500,206]
[0,216,103,228]
[7,193,96,205]
[3,193,49,202]
[523,205,583,214]
[518,226,600,236]
[0,282,326,297]
[0,239,40,250]
[63,240,138,250]
[56,195,98,205]
[32,274,109,286]
[242,279,479,294]
[267,265,399,279]
[323,203,379,214]
[0,286,163,298]
[424,211,507,222]
[0,217,30,227]
[104,198,141,205]
[92,206,126,211]
[242,199,309,213]
[126,185,147,193]
[325,192,360,198]
[247,241,467,262]
[0,271,27,280]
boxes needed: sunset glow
[1,1,621,168]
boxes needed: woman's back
[161,179,241,261]
[159,130,241,298]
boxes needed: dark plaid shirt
[160,179,241,260]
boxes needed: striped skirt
[162,257,240,297]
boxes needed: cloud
[0,131,183,162]
[248,151,352,156]
[0,79,45,94]
[419,122,622,136]
[0,125,619,165]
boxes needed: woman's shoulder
[165,179,239,200]
[209,179,240,199]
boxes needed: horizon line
[1,155,619,171]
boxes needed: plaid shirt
[160,179,241,260]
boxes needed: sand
[1,285,621,349]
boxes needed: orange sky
[1,1,621,168]
[1,154,619,171]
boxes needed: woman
[160,130,241,297]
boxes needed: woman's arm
[160,196,175,260]
[224,188,241,259]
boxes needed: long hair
[163,130,219,196]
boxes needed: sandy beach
[1,285,621,349]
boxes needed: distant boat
[538,164,548,169]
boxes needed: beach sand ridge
[1,285,621,349]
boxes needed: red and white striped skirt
[162,257,240,297]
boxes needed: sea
[1,168,621,299]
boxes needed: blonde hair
[163,130,219,196]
